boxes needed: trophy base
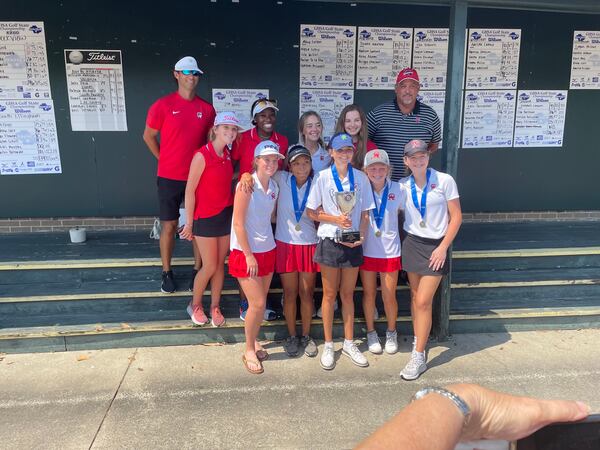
[335,230,361,244]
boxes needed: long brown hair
[334,104,369,169]
[298,110,326,150]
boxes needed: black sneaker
[188,269,198,292]
[161,270,176,293]
[283,336,300,357]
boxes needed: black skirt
[192,205,233,237]
[401,233,449,276]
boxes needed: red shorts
[360,256,402,273]
[275,240,319,274]
[229,248,276,278]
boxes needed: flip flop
[256,349,269,362]
[242,354,264,375]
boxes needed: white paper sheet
[356,27,412,90]
[0,99,61,175]
[462,90,516,148]
[0,22,51,100]
[514,90,568,147]
[65,50,127,131]
[466,29,521,90]
[300,25,356,89]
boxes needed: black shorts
[401,233,449,276]
[313,238,363,268]
[192,205,233,237]
[157,177,186,221]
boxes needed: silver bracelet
[412,387,471,427]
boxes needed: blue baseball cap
[329,132,354,151]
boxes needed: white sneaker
[320,343,335,370]
[317,300,338,318]
[384,330,398,354]
[400,350,427,380]
[342,342,369,367]
[366,330,383,354]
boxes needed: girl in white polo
[230,140,283,375]
[306,132,374,370]
[360,149,404,356]
[273,144,320,358]
[398,139,462,381]
[298,111,331,173]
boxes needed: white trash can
[69,227,87,243]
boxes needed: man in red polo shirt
[143,56,216,293]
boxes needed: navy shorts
[157,177,186,221]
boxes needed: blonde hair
[335,104,369,170]
[208,124,241,144]
[298,111,325,149]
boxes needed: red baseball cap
[396,68,420,84]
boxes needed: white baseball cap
[251,100,279,118]
[364,149,390,167]
[254,140,284,159]
[214,111,241,128]
[174,56,203,74]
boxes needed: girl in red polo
[360,149,404,356]
[334,104,377,170]
[180,111,240,327]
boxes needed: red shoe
[186,302,208,325]
[211,306,226,327]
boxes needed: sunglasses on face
[179,70,201,77]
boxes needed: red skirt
[275,240,320,274]
[360,256,402,273]
[229,248,276,278]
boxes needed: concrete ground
[1,329,599,450]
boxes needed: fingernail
[576,401,591,414]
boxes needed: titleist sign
[65,50,122,65]
[87,52,116,61]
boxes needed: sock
[343,339,354,348]
[324,341,334,348]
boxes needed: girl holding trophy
[306,132,374,370]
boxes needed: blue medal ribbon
[291,175,312,223]
[331,163,354,193]
[371,182,390,231]
[410,168,431,223]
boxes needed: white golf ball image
[69,51,84,64]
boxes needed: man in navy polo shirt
[367,68,441,181]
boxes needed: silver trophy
[335,192,361,243]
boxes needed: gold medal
[295,223,301,231]
[419,220,426,228]
[375,230,382,237]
